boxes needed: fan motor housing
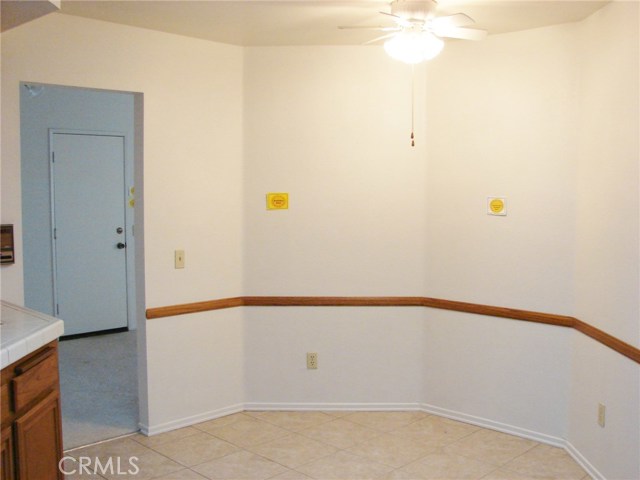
[390,0,438,21]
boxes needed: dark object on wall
[1,225,15,264]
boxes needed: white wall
[424,23,579,314]
[245,307,425,408]
[423,310,571,442]
[241,35,576,441]
[1,13,245,429]
[420,5,639,477]
[415,18,581,447]
[568,335,639,479]
[242,47,428,406]
[574,0,639,346]
[243,47,428,297]
[570,2,640,479]
[145,309,244,432]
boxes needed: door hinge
[51,151,55,163]
[56,304,60,315]
[53,228,57,240]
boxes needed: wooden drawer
[12,348,58,413]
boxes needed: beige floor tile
[247,433,338,468]
[347,432,439,468]
[389,416,478,448]
[245,411,335,431]
[69,437,154,460]
[444,430,538,466]
[295,450,395,479]
[343,411,427,432]
[194,413,255,433]
[151,469,209,479]
[64,474,105,479]
[205,417,291,448]
[268,469,314,479]
[191,450,288,479]
[501,444,587,479]
[132,427,202,448]
[63,412,588,480]
[64,471,106,479]
[100,450,183,480]
[321,411,354,418]
[480,468,556,479]
[61,456,106,479]
[298,418,381,449]
[482,468,551,480]
[386,452,496,479]
[150,432,239,466]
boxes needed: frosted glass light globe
[384,30,444,64]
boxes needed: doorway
[20,84,141,449]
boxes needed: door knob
[117,242,126,249]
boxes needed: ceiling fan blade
[338,25,400,32]
[433,27,487,41]
[363,32,398,45]
[431,13,475,29]
[379,11,412,27]
[379,11,400,19]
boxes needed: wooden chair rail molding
[145,296,640,365]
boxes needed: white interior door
[51,132,128,335]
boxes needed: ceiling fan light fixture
[384,30,444,64]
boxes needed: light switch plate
[175,250,185,269]
[598,403,606,427]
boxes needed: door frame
[48,128,135,330]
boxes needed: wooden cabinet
[1,426,15,480]
[0,342,63,480]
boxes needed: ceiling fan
[339,0,487,64]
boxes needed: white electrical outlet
[598,403,606,427]
[307,352,318,369]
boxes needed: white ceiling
[46,0,609,46]
[1,1,60,32]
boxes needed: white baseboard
[138,403,244,436]
[244,402,422,412]
[420,403,607,480]
[419,402,565,447]
[565,441,604,480]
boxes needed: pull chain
[411,65,415,147]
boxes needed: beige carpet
[58,329,139,449]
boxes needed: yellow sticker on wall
[267,193,289,210]
[488,197,507,216]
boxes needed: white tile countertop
[0,301,64,369]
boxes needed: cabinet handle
[14,347,55,375]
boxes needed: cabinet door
[1,426,15,480]
[14,391,62,480]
